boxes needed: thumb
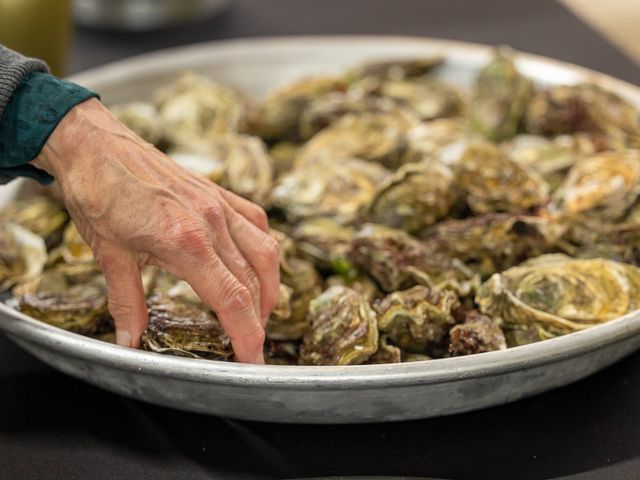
[99,247,148,348]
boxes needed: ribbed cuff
[0,45,49,122]
[0,72,99,184]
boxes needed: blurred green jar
[0,0,71,76]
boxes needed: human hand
[32,98,280,363]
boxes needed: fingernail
[116,330,132,347]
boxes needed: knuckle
[261,235,280,263]
[220,282,253,312]
[202,204,226,227]
[238,268,260,294]
[167,220,211,258]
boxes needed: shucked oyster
[15,280,112,335]
[350,224,476,294]
[272,157,389,224]
[246,75,346,141]
[448,310,506,356]
[476,254,640,340]
[524,83,640,149]
[296,112,412,169]
[420,213,564,278]
[469,48,533,141]
[375,285,459,353]
[364,160,457,234]
[553,150,640,221]
[141,295,233,360]
[155,72,247,147]
[454,142,550,214]
[110,102,164,145]
[0,196,68,246]
[0,222,47,291]
[299,285,379,365]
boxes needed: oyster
[524,83,640,149]
[454,142,550,214]
[500,134,589,191]
[326,274,381,304]
[350,224,476,294]
[448,310,506,356]
[553,150,640,220]
[476,254,640,339]
[375,285,459,353]
[364,160,457,233]
[367,335,402,364]
[15,280,112,335]
[169,152,225,183]
[376,79,463,121]
[110,102,164,145]
[272,157,389,224]
[246,76,346,141]
[269,141,301,178]
[0,196,68,246]
[469,48,533,141]
[299,286,379,365]
[272,257,323,340]
[402,118,481,164]
[0,222,47,291]
[296,112,411,169]
[420,213,564,278]
[347,57,443,83]
[141,295,233,360]
[299,91,410,140]
[154,72,247,147]
[291,218,355,270]
[49,222,95,265]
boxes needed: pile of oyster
[3,48,640,365]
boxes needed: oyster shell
[402,118,481,164]
[476,254,640,339]
[269,141,301,178]
[350,224,477,294]
[524,83,640,149]
[264,339,299,365]
[296,112,412,169]
[374,285,459,353]
[0,196,68,246]
[347,57,443,83]
[155,72,247,147]
[110,102,164,145]
[448,310,506,356]
[326,274,381,304]
[420,213,564,278]
[376,78,463,121]
[15,280,112,335]
[454,142,550,214]
[364,160,457,233]
[141,294,233,360]
[553,150,640,220]
[246,76,346,141]
[367,335,402,364]
[291,218,355,270]
[299,285,379,365]
[469,48,533,141]
[0,222,47,291]
[272,157,389,224]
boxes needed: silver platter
[1,36,639,423]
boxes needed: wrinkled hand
[32,98,280,363]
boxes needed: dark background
[2,1,640,479]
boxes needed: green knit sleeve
[0,72,99,184]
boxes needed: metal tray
[1,36,639,423]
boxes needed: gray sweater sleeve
[0,45,49,121]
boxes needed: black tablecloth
[2,1,639,479]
